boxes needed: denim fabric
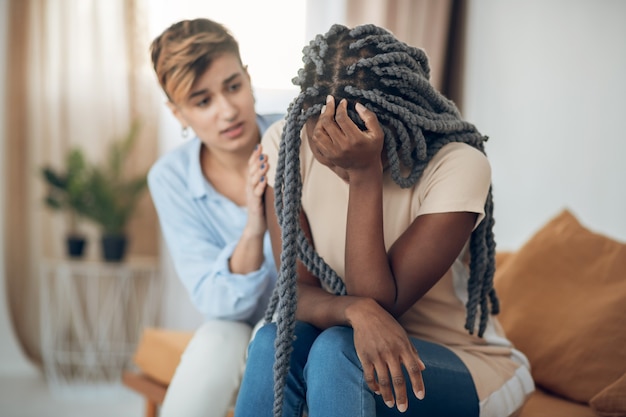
[235,321,479,417]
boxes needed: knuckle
[392,376,405,387]
[409,363,421,373]
[378,378,391,388]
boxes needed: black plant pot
[66,235,87,258]
[101,234,128,262]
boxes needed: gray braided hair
[265,23,499,416]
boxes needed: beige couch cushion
[133,327,194,385]
[590,372,626,417]
[494,209,626,407]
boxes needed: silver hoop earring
[181,126,189,139]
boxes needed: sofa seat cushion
[518,389,596,417]
[494,209,626,407]
[133,327,194,385]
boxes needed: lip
[221,121,245,139]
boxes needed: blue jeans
[235,321,479,417]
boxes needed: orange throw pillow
[495,209,626,404]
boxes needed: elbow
[345,285,398,316]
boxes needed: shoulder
[413,142,491,224]
[425,142,491,181]
[257,113,286,135]
[148,138,199,190]
[261,118,287,150]
[260,119,288,188]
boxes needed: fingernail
[398,403,408,413]
[374,391,381,395]
[259,154,264,160]
[356,102,366,112]
[326,95,332,104]
[255,144,259,150]
[385,400,394,408]
[261,164,265,169]
[320,104,326,114]
[260,175,265,182]
[416,390,424,400]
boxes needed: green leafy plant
[82,120,148,236]
[41,148,92,234]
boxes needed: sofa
[493,209,626,417]
[124,209,626,417]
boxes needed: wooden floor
[0,371,143,417]
[122,371,235,417]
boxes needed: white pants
[159,320,253,417]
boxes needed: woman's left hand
[245,144,269,236]
[347,298,426,413]
[309,95,385,180]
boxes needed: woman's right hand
[346,297,426,413]
[308,95,385,182]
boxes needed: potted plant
[82,120,149,262]
[41,149,92,258]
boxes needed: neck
[201,142,256,177]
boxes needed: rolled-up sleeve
[187,239,272,321]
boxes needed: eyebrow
[187,73,242,100]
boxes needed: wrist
[242,220,267,240]
[348,164,383,187]
[344,297,380,328]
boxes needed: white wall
[0,0,37,375]
[464,0,626,250]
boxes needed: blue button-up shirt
[148,114,284,325]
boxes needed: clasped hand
[246,144,269,235]
[308,95,385,181]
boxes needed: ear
[166,101,189,128]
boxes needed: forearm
[296,282,368,329]
[345,169,396,308]
[229,226,265,274]
[231,142,270,274]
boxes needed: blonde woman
[148,18,282,417]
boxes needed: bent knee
[247,323,277,359]
[309,326,358,365]
[195,319,252,343]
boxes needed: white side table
[39,258,162,396]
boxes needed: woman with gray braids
[234,23,534,417]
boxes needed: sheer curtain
[4,0,159,366]
[345,0,466,102]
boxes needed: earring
[181,126,189,139]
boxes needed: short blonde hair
[150,18,241,104]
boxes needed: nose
[217,94,238,121]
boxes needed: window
[148,0,308,113]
